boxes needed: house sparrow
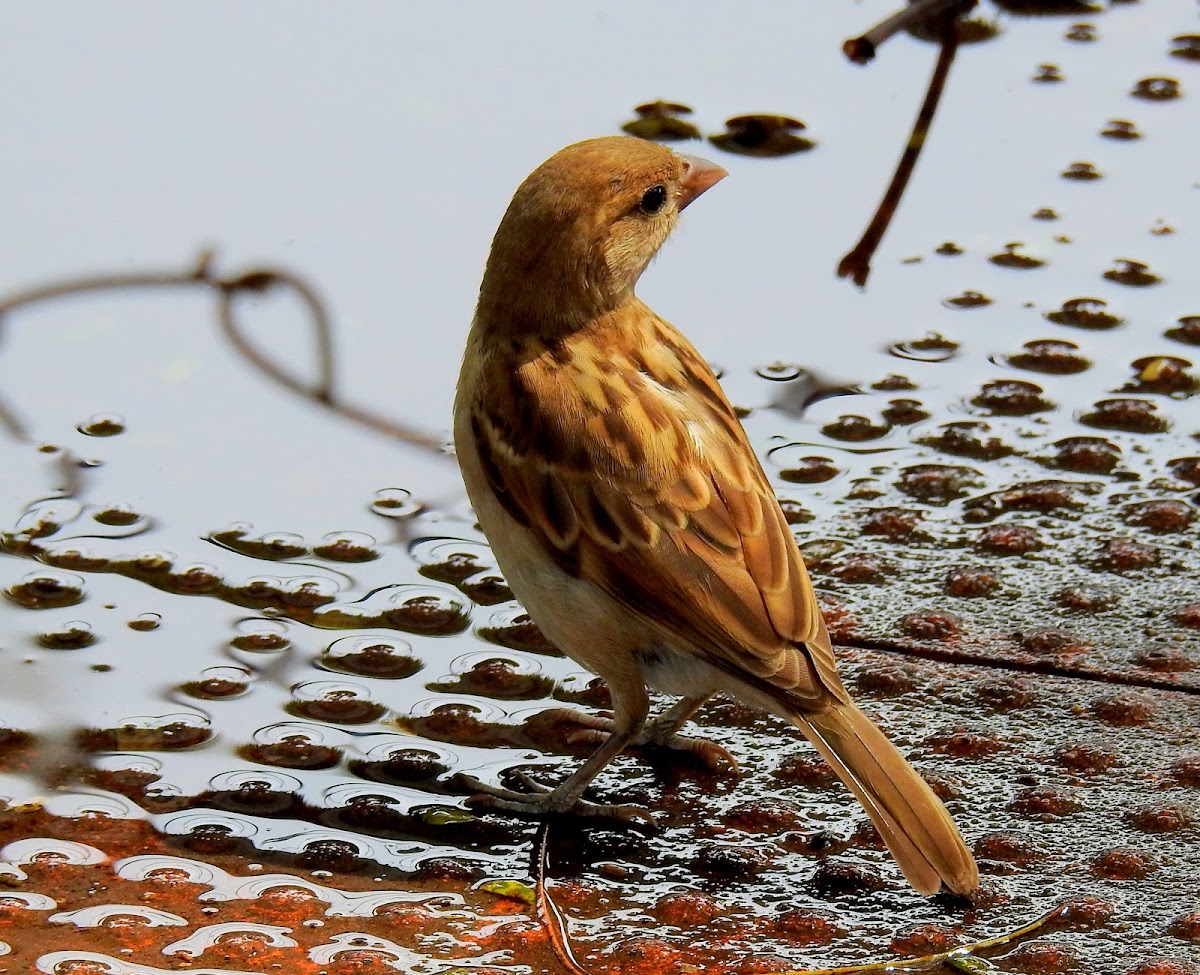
[454,136,978,896]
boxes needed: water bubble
[168,562,223,593]
[1061,161,1102,181]
[287,681,387,724]
[1130,77,1181,101]
[821,415,890,441]
[1101,119,1142,141]
[76,413,126,437]
[477,608,559,655]
[1166,315,1200,346]
[412,538,493,582]
[1079,398,1169,433]
[181,666,252,700]
[1044,297,1123,329]
[989,242,1045,270]
[282,575,339,608]
[127,612,161,631]
[1005,339,1090,374]
[888,333,958,363]
[1125,356,1198,396]
[755,362,805,382]
[1103,259,1161,287]
[37,620,96,650]
[90,503,147,528]
[229,617,291,652]
[313,531,380,562]
[4,570,85,609]
[1047,437,1121,474]
[621,100,701,141]
[370,487,422,518]
[942,290,993,308]
[241,728,344,770]
[971,379,1053,416]
[319,635,422,679]
[1171,34,1200,61]
[710,114,814,157]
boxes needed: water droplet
[755,362,805,382]
[942,290,992,309]
[710,114,815,157]
[1079,398,1169,433]
[287,681,387,724]
[989,242,1045,270]
[229,617,291,652]
[1166,315,1200,346]
[971,380,1053,416]
[319,635,422,679]
[127,612,161,631]
[1126,356,1198,396]
[370,487,422,518]
[313,531,379,562]
[37,620,96,650]
[1061,161,1102,181]
[5,570,85,609]
[1103,259,1161,287]
[1005,339,1091,374]
[888,333,958,362]
[1130,77,1181,101]
[1044,297,1123,329]
[822,415,890,442]
[168,563,223,593]
[1032,64,1063,84]
[76,413,126,437]
[181,666,252,700]
[1100,119,1141,141]
[1171,34,1200,62]
[210,525,308,560]
[621,100,702,141]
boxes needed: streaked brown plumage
[454,136,978,896]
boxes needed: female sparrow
[454,136,978,896]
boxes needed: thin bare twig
[534,822,591,975]
[837,16,963,287]
[773,903,1065,974]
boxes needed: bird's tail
[790,699,978,896]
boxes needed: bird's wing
[468,307,848,706]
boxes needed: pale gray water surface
[1,3,1199,972]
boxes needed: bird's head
[477,136,726,334]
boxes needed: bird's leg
[548,694,738,773]
[458,684,655,824]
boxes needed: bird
[453,135,978,897]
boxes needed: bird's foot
[540,707,738,773]
[454,769,656,826]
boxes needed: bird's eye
[639,184,668,215]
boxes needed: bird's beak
[676,153,727,210]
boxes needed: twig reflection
[838,8,969,287]
[0,251,447,454]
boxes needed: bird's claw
[646,732,738,773]
[454,771,657,827]
[543,708,738,773]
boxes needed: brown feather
[468,302,845,703]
